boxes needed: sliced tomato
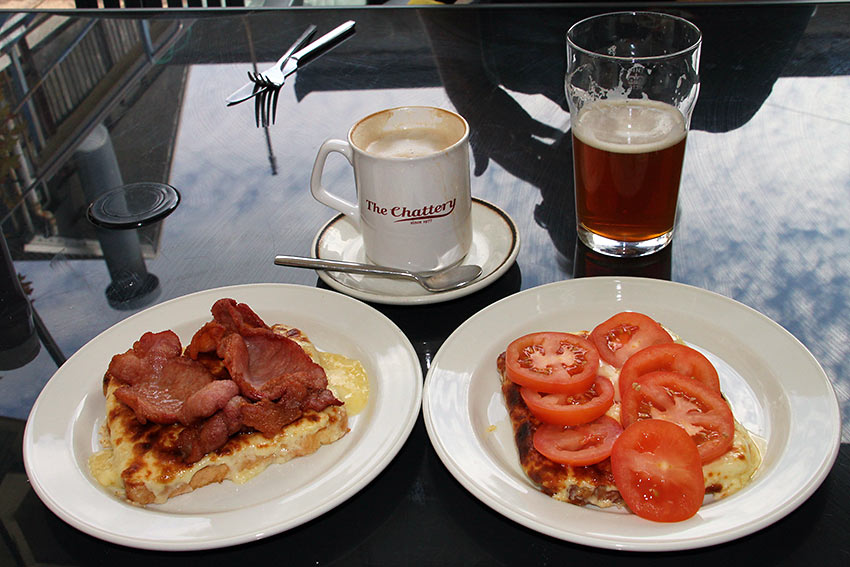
[611,419,705,522]
[533,415,623,467]
[619,343,721,398]
[621,371,734,463]
[589,312,673,368]
[505,332,599,394]
[521,375,615,426]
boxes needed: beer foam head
[573,99,686,154]
[352,106,467,158]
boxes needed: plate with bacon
[423,277,840,551]
[23,283,422,551]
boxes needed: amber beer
[572,99,687,242]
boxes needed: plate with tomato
[422,277,840,551]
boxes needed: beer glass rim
[567,11,702,62]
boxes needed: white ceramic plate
[311,198,519,305]
[23,284,422,551]
[423,277,840,551]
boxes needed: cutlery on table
[226,20,356,126]
[273,255,482,293]
[250,24,316,127]
[226,25,316,107]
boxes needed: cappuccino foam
[363,127,458,158]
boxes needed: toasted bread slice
[499,355,623,508]
[498,352,761,510]
[89,326,351,506]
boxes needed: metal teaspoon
[273,255,482,292]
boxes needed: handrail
[1,18,188,227]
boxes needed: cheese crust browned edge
[94,325,351,506]
[498,350,763,512]
[101,377,349,506]
[498,353,624,508]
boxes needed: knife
[226,24,316,106]
[225,20,356,106]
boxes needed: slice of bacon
[189,298,335,404]
[241,397,303,437]
[211,298,269,334]
[107,330,239,425]
[178,396,248,463]
[106,330,183,388]
[218,331,329,401]
[186,299,266,360]
[185,321,227,360]
[108,299,343,464]
[178,379,240,424]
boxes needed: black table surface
[1,2,848,565]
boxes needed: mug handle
[310,139,359,224]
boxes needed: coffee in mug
[310,106,472,272]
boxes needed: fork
[252,72,284,128]
[251,25,317,127]
[251,24,316,89]
[227,25,317,108]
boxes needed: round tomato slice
[621,371,734,463]
[521,375,615,426]
[505,332,599,394]
[619,343,721,398]
[589,312,673,368]
[533,415,623,467]
[611,419,705,522]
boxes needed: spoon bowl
[274,255,482,292]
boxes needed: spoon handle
[274,255,414,279]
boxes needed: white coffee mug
[310,106,473,272]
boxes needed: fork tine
[254,88,262,128]
[246,71,281,127]
[265,87,274,126]
[270,87,281,125]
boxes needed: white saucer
[311,198,520,305]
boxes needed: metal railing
[1,15,186,229]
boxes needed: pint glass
[566,12,701,257]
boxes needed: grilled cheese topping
[89,324,368,505]
[499,328,761,511]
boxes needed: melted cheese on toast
[499,335,762,511]
[89,325,368,506]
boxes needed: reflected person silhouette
[420,4,814,273]
[421,9,576,263]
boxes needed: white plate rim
[23,283,423,551]
[422,277,841,551]
[311,197,520,305]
